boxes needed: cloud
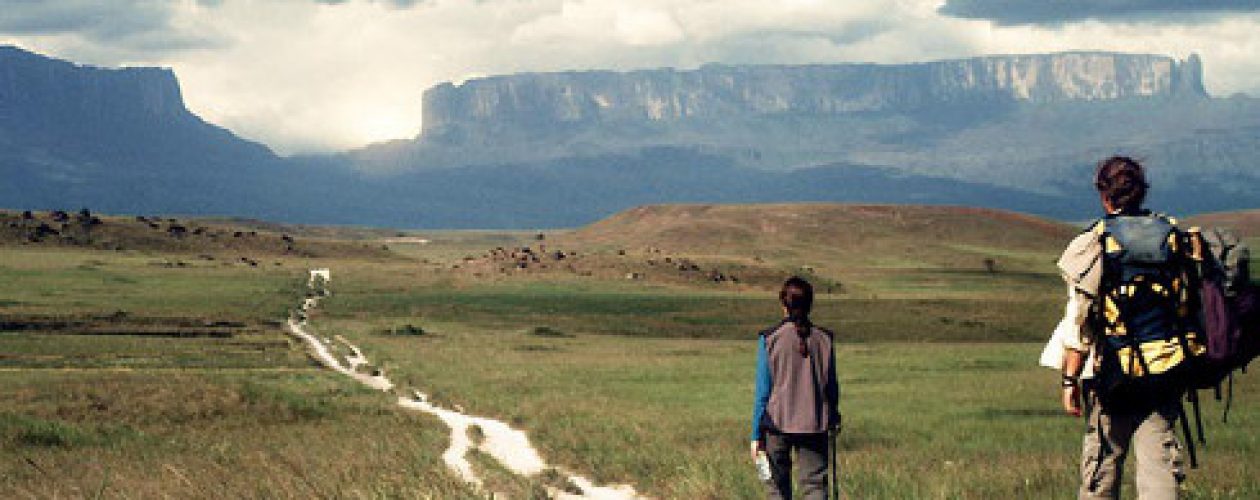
[0,0,1257,153]
[312,0,425,8]
[0,0,228,61]
[939,0,1260,25]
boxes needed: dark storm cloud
[0,1,168,35]
[938,0,1260,25]
[0,0,226,53]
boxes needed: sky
[2,0,1258,155]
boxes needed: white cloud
[1,0,1257,153]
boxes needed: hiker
[1051,156,1199,500]
[750,277,841,500]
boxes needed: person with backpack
[1055,156,1201,500]
[750,277,842,500]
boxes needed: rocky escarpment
[421,52,1206,134]
[0,46,195,132]
[0,45,284,221]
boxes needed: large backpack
[1199,226,1259,365]
[1199,227,1251,297]
[1089,214,1204,408]
[1189,226,1259,421]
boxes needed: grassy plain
[316,266,1260,499]
[0,246,476,498]
[2,204,1258,498]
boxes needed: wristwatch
[1061,374,1080,388]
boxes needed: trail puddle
[287,278,646,499]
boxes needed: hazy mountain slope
[0,46,293,217]
[352,148,1083,228]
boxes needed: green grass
[326,320,1260,499]
[0,246,473,497]
[0,247,301,321]
[1,219,1256,499]
[309,252,1257,499]
[320,277,1061,342]
[0,332,304,369]
[0,371,475,498]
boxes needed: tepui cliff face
[0,46,193,129]
[421,52,1206,135]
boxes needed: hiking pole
[1177,400,1200,469]
[829,428,840,500]
[1189,390,1206,445]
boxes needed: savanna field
[1,205,1258,499]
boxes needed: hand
[1062,385,1082,417]
[750,439,764,462]
[830,413,843,434]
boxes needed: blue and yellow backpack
[1089,213,1205,407]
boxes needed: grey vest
[762,322,836,435]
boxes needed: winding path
[286,275,646,499]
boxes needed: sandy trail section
[287,281,646,500]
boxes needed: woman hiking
[1048,156,1192,499]
[750,276,842,500]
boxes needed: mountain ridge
[421,51,1206,138]
[1,45,1256,229]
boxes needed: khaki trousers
[1079,396,1185,500]
[764,432,830,500]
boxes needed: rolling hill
[0,209,394,260]
[1187,210,1260,238]
[564,203,1076,273]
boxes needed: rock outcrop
[421,52,1207,135]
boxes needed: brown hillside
[564,204,1075,270]
[1186,210,1260,238]
[0,209,395,260]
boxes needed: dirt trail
[287,275,646,499]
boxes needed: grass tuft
[384,324,427,336]
[527,326,573,338]
[467,424,485,445]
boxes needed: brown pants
[1079,396,1185,500]
[764,432,830,500]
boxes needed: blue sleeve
[751,335,772,441]
[826,343,840,423]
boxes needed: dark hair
[1094,156,1148,214]
[780,276,814,356]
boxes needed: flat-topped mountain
[2,46,1256,228]
[0,46,186,123]
[0,46,269,158]
[422,52,1206,136]
[0,46,288,217]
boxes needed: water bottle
[755,451,773,482]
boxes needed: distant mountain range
[1,46,1257,228]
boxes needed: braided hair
[779,276,814,357]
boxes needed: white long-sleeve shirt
[1039,225,1104,377]
[1039,284,1095,378]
